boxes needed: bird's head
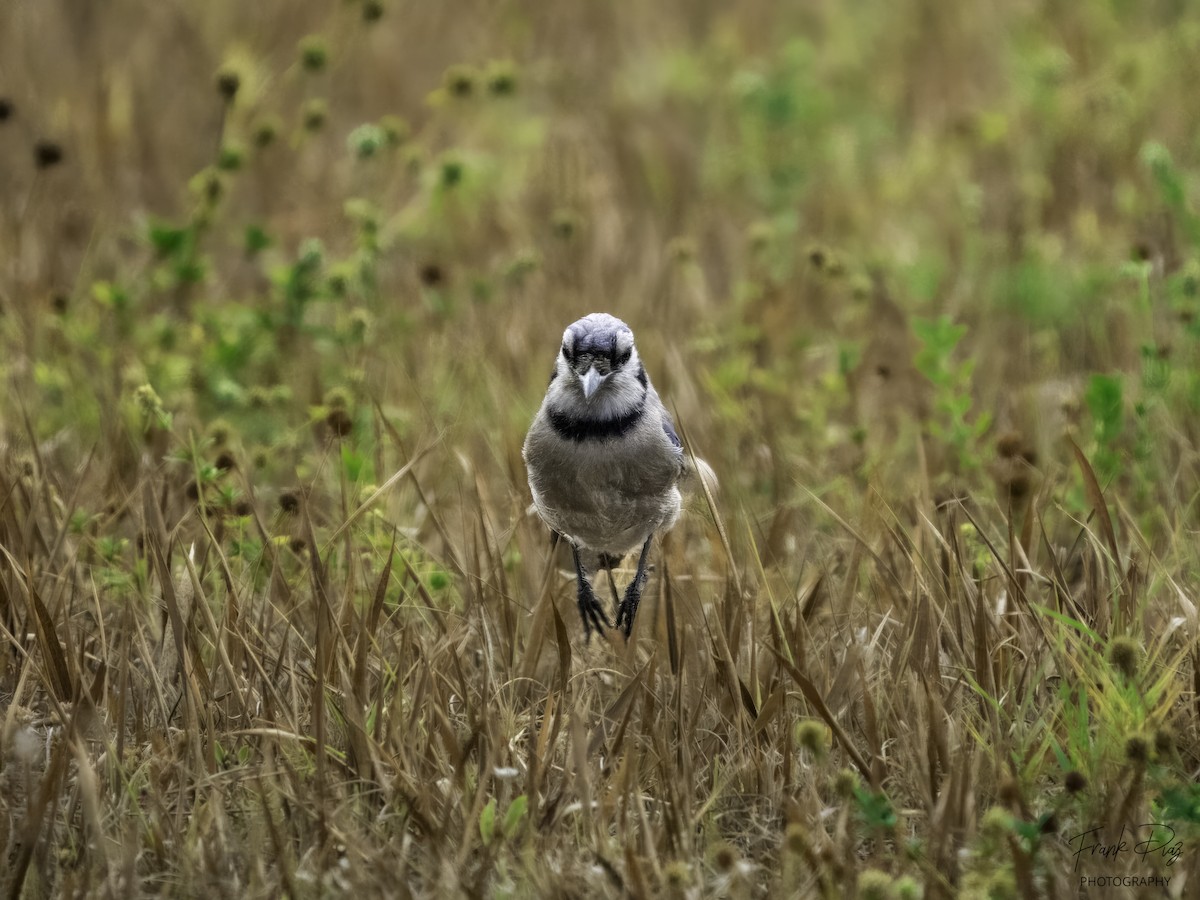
[558,313,641,404]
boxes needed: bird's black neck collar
[547,395,646,442]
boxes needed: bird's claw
[614,572,648,638]
[577,582,613,641]
[612,535,655,639]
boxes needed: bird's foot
[614,577,647,638]
[614,534,655,639]
[577,580,613,641]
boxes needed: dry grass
[3,1,1200,897]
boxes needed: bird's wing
[660,407,684,453]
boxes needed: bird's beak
[580,367,606,400]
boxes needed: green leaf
[244,224,272,255]
[147,220,190,258]
[853,786,897,830]
[479,798,497,846]
[1085,374,1123,439]
[173,257,208,285]
[1012,812,1053,846]
[427,567,450,591]
[341,445,366,482]
[1140,142,1186,211]
[1159,784,1200,825]
[502,795,528,840]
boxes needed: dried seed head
[439,157,464,188]
[253,116,281,148]
[279,491,300,514]
[214,451,236,472]
[1181,267,1198,299]
[324,387,352,410]
[551,208,582,240]
[784,823,807,855]
[215,68,241,102]
[995,431,1024,458]
[667,236,697,264]
[747,220,773,251]
[997,776,1021,806]
[850,273,873,300]
[217,143,245,172]
[347,308,372,341]
[1107,636,1141,679]
[326,407,354,437]
[998,468,1036,504]
[662,861,690,888]
[248,386,273,408]
[379,114,409,146]
[289,536,307,554]
[486,60,518,96]
[833,768,859,799]
[189,167,223,204]
[998,469,1032,502]
[709,842,738,873]
[34,140,64,169]
[298,36,329,72]
[327,270,349,297]
[980,806,1013,840]
[1064,770,1087,793]
[0,98,12,121]
[504,251,539,284]
[208,419,233,446]
[1125,734,1150,765]
[348,123,386,160]
[419,262,444,286]
[992,432,1038,503]
[234,500,252,517]
[303,99,328,132]
[133,384,166,419]
[796,720,829,759]
[402,145,425,174]
[8,718,41,764]
[807,244,829,270]
[443,64,478,98]
[857,870,893,900]
[204,170,224,203]
[362,0,384,22]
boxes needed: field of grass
[4,1,1200,897]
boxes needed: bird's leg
[615,534,654,638]
[571,543,612,640]
[601,555,622,617]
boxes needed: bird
[523,313,712,640]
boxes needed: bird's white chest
[526,428,682,554]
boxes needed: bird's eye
[616,348,632,366]
[561,344,572,361]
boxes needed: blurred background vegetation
[3,0,1200,897]
[3,0,1199,520]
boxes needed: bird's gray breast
[524,412,683,554]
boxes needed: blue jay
[523,313,712,639]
